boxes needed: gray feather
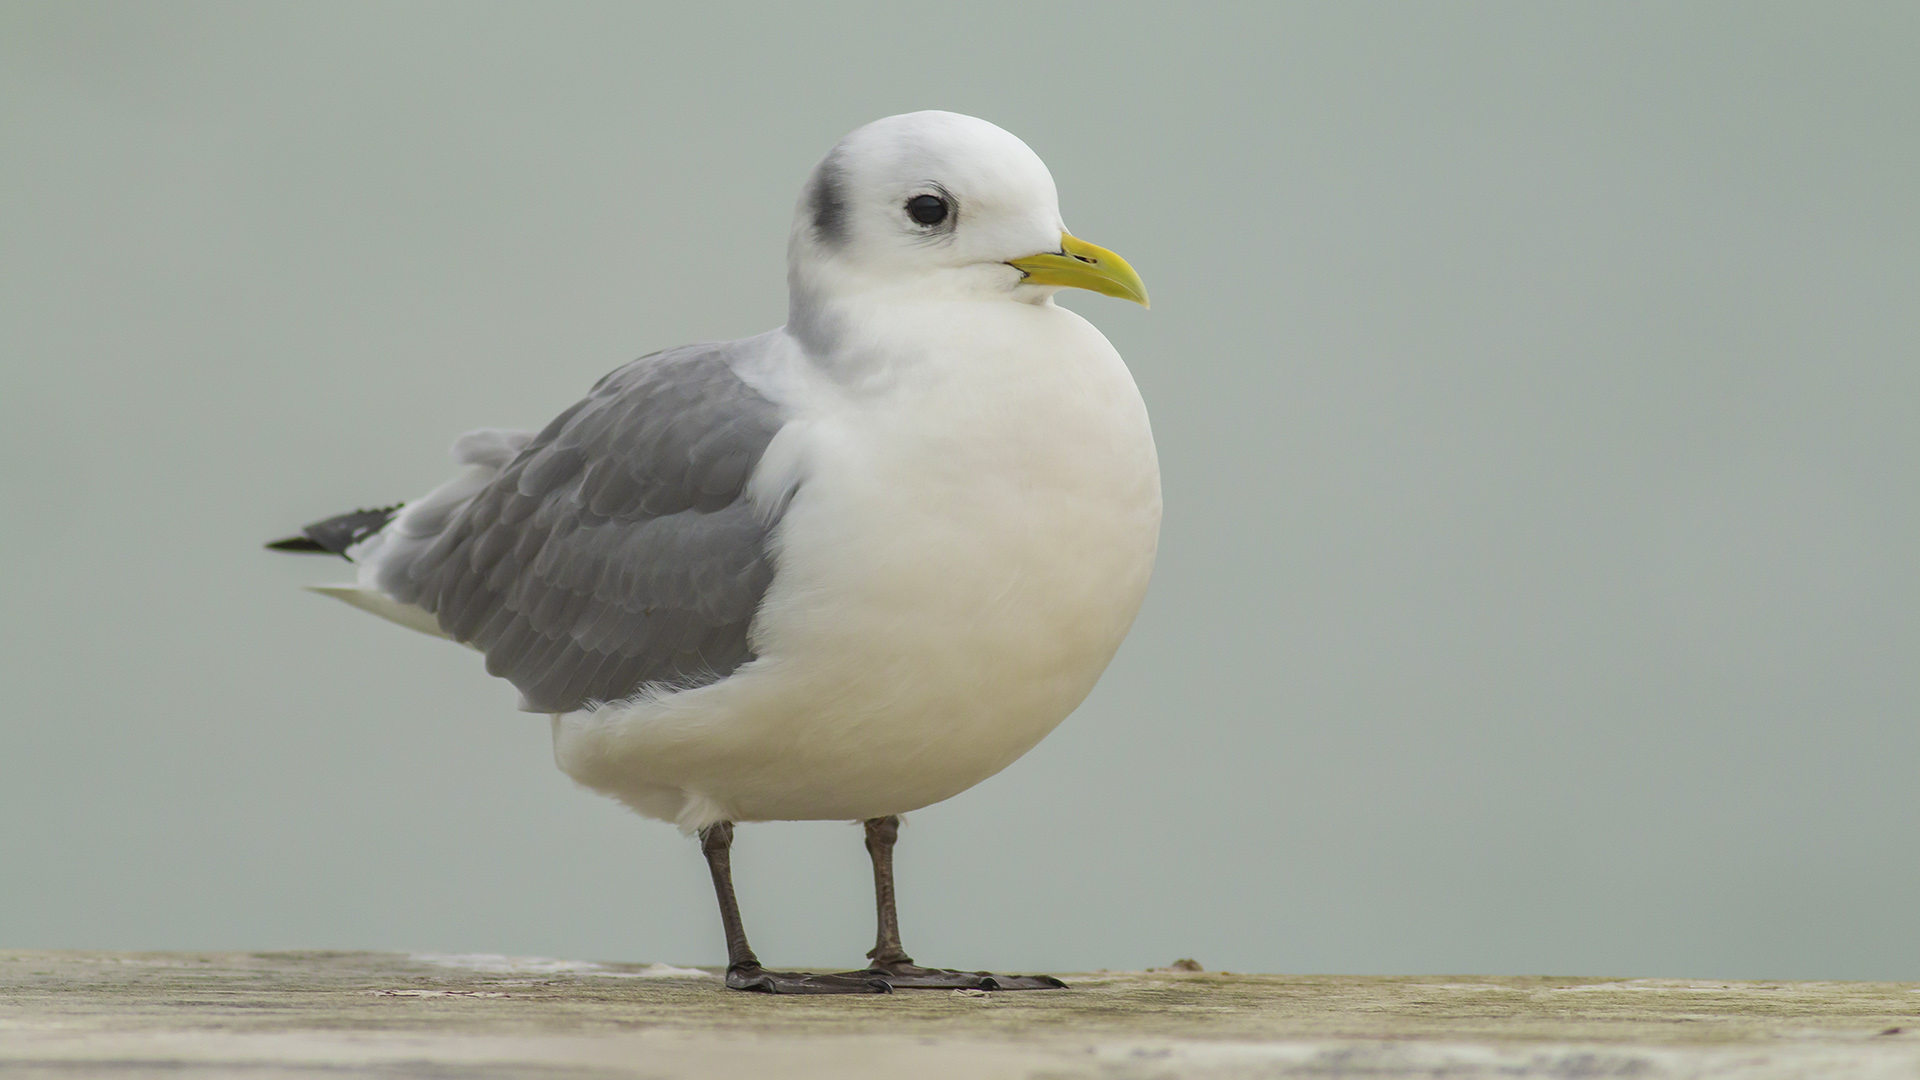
[377,342,787,712]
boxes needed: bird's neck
[787,265,1042,378]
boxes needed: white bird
[270,111,1160,993]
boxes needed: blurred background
[2,2,1915,980]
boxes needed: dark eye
[905,194,949,226]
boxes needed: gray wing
[378,341,787,713]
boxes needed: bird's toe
[726,965,893,994]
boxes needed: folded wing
[372,342,788,713]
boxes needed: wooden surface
[3,950,1918,1077]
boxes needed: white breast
[551,300,1160,829]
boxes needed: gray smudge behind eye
[809,151,849,249]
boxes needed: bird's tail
[265,505,402,560]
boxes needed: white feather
[306,585,453,640]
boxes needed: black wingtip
[265,503,403,560]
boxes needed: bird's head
[787,111,1146,338]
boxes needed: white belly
[551,302,1160,829]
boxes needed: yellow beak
[1006,232,1149,308]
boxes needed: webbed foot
[726,964,894,994]
[842,961,1067,990]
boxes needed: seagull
[269,111,1160,994]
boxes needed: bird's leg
[699,821,889,995]
[864,814,913,968]
[700,822,760,974]
[841,815,1067,991]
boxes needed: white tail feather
[306,585,453,641]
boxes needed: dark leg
[842,816,1066,991]
[699,821,890,994]
[864,814,913,967]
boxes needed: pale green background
[3,2,1915,980]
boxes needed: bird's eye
[905,194,949,226]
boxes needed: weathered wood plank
[3,951,1916,1077]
